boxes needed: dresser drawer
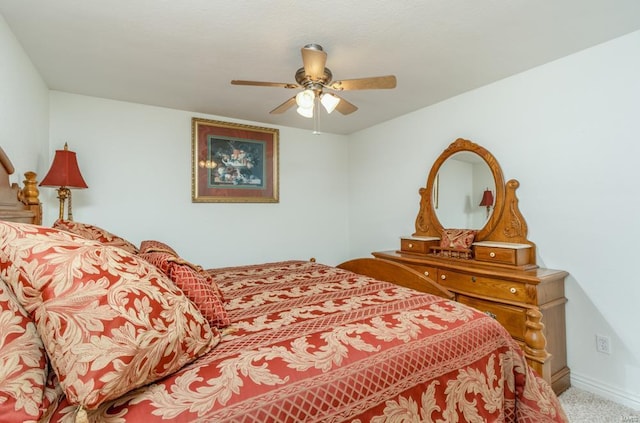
[457,295,526,340]
[437,270,530,304]
[407,264,439,280]
[400,237,439,255]
[473,242,531,266]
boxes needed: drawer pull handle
[489,252,496,258]
[471,276,477,282]
[440,275,446,280]
[485,311,497,319]
[408,243,413,248]
[423,271,429,277]
[509,287,517,294]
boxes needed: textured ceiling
[1,1,639,135]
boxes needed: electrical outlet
[596,334,612,354]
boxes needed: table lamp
[39,143,88,221]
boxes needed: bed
[0,147,567,422]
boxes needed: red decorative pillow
[140,252,229,328]
[0,279,51,422]
[0,221,218,411]
[171,263,230,328]
[140,251,175,274]
[439,229,476,250]
[169,256,226,304]
[139,240,178,256]
[52,219,139,254]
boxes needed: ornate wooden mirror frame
[413,138,536,266]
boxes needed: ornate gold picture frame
[192,118,279,203]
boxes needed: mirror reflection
[433,152,495,230]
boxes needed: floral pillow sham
[0,278,51,422]
[0,221,219,413]
[53,219,139,254]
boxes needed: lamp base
[55,187,74,221]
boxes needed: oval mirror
[414,139,505,242]
[434,151,495,230]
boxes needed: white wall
[0,14,49,180]
[48,92,350,267]
[348,31,640,408]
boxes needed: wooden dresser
[378,138,570,395]
[373,248,569,394]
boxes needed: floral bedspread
[47,260,567,422]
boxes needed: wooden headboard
[0,147,42,224]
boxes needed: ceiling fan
[231,44,396,119]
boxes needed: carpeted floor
[558,386,640,422]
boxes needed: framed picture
[192,118,279,203]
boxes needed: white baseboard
[570,372,640,411]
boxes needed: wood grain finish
[437,268,530,303]
[474,244,530,266]
[400,238,433,254]
[457,295,526,339]
[337,257,454,300]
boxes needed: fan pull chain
[313,95,321,135]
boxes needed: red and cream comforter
[47,260,566,422]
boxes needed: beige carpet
[559,386,640,422]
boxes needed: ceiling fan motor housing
[295,67,332,89]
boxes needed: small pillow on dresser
[439,229,477,250]
[140,251,229,328]
[52,219,139,254]
[0,221,218,412]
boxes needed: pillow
[167,256,226,302]
[52,219,139,254]
[0,278,50,422]
[140,252,229,328]
[439,229,476,250]
[139,239,178,256]
[0,221,218,412]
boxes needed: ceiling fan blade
[270,97,297,114]
[329,75,397,91]
[333,95,358,115]
[301,45,328,80]
[231,80,300,89]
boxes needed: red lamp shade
[39,143,88,189]
[479,189,494,207]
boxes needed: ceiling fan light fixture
[230,44,395,122]
[295,89,315,108]
[320,93,340,114]
[296,105,314,118]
